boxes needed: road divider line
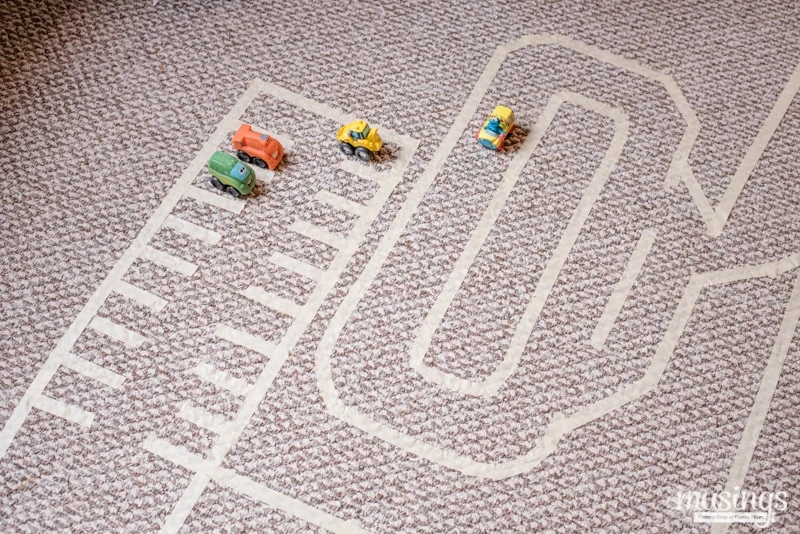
[62,352,126,389]
[268,251,324,282]
[184,185,246,214]
[590,229,657,350]
[215,324,278,357]
[89,316,146,349]
[33,395,94,428]
[289,220,347,250]
[190,363,252,397]
[113,280,168,313]
[240,286,302,318]
[141,246,198,277]
[163,215,222,245]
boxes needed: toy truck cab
[207,150,256,197]
[337,120,383,161]
[232,123,284,170]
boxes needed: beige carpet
[2,1,800,532]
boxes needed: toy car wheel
[355,147,373,161]
[339,142,355,156]
[210,176,225,191]
[236,150,251,163]
[253,158,267,169]
[226,186,242,198]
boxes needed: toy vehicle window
[362,125,371,137]
[351,130,362,140]
[231,163,248,180]
[486,117,503,135]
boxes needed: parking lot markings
[268,251,324,282]
[163,215,222,245]
[178,401,232,435]
[113,280,168,313]
[289,219,347,250]
[33,395,94,428]
[142,81,419,533]
[62,352,126,389]
[314,190,370,218]
[0,79,264,459]
[240,286,302,318]
[337,160,390,186]
[190,363,253,397]
[184,185,246,214]
[214,324,278,358]
[140,246,198,277]
[142,434,369,534]
[89,316,146,349]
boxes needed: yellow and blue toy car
[476,105,515,150]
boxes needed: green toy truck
[207,150,256,197]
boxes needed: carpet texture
[2,1,799,532]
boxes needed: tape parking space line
[190,363,253,397]
[240,286,303,318]
[315,190,369,218]
[184,185,246,214]
[1,78,419,533]
[163,215,222,245]
[113,280,168,312]
[62,352,126,389]
[140,246,198,277]
[214,324,279,358]
[178,401,232,435]
[268,251,324,282]
[33,395,95,428]
[289,219,348,250]
[89,316,146,349]
[152,82,419,533]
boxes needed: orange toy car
[232,124,284,170]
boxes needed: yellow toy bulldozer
[337,120,383,161]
